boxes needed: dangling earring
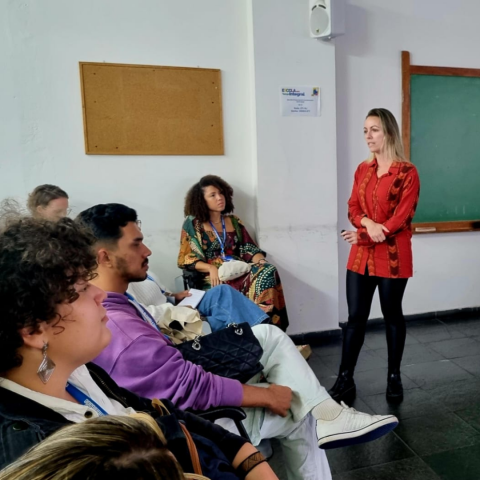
[37,342,56,384]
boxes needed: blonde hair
[366,108,409,162]
[27,184,68,217]
[0,414,187,480]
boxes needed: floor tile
[363,332,418,350]
[407,319,445,329]
[455,405,480,432]
[423,444,480,480]
[325,432,414,473]
[426,378,480,411]
[394,412,480,456]
[355,367,418,396]
[308,354,337,377]
[321,349,388,374]
[312,341,343,358]
[427,337,480,359]
[374,343,443,366]
[332,457,440,480]
[402,360,474,389]
[361,387,448,420]
[407,324,466,343]
[443,319,480,337]
[452,354,480,378]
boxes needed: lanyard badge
[66,383,109,416]
[210,216,232,261]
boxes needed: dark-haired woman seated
[0,216,277,480]
[178,175,289,332]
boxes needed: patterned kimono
[178,215,289,331]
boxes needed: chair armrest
[182,269,204,289]
[193,406,247,423]
[188,406,250,440]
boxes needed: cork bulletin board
[79,62,224,155]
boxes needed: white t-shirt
[0,365,136,423]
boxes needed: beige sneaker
[297,344,312,361]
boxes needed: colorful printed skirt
[226,263,289,332]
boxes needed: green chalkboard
[411,74,480,223]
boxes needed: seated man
[77,204,398,480]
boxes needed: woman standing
[329,108,420,404]
[178,175,289,331]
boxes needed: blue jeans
[197,284,269,332]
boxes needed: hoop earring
[37,342,56,384]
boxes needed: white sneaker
[317,401,398,449]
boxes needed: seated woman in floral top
[178,175,289,332]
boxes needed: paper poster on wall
[280,86,321,117]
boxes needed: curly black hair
[183,175,235,222]
[76,203,138,245]
[0,216,97,375]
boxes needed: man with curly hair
[78,203,399,480]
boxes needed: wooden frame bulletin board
[402,51,480,234]
[79,62,224,155]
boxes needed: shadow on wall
[336,3,371,58]
[267,256,337,335]
[335,3,370,322]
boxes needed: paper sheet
[177,289,206,309]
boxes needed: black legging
[341,269,408,373]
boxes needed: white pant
[243,324,332,480]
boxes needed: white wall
[250,0,339,334]
[3,0,477,334]
[336,0,480,321]
[0,0,256,288]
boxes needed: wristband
[237,451,266,477]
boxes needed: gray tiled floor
[274,316,480,479]
[325,317,480,480]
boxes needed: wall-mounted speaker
[309,0,345,40]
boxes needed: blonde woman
[27,184,69,221]
[0,414,197,480]
[330,108,420,405]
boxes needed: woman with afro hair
[179,175,289,332]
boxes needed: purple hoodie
[94,292,244,411]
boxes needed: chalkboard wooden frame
[402,51,480,234]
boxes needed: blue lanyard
[66,383,108,416]
[146,274,167,295]
[125,292,161,332]
[209,216,227,258]
[125,293,172,343]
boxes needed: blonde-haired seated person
[0,414,208,480]
[27,184,69,221]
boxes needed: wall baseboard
[290,306,480,346]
